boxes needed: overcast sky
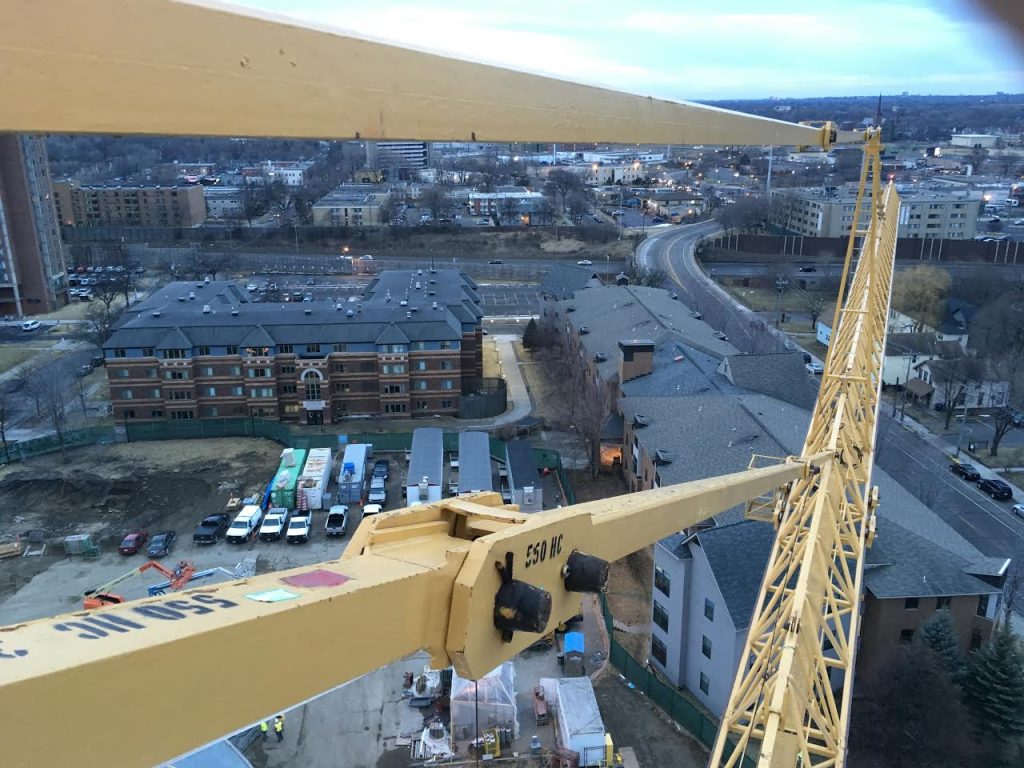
[235,0,1024,100]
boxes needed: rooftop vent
[346,309,354,317]
[579,326,590,335]
[633,414,650,427]
[654,449,674,465]
[230,308,239,316]
[428,291,436,296]
[595,352,608,362]
[406,311,413,319]
[566,306,576,313]
[400,300,408,307]
[151,310,161,317]
[417,269,423,275]
[202,304,211,314]
[432,301,438,310]
[304,308,312,315]
[177,296,186,302]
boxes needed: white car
[285,513,312,544]
[246,283,257,292]
[258,507,291,541]
[577,259,593,266]
[1013,504,1024,519]
[362,504,383,517]
[368,479,387,505]
[805,361,824,375]
[20,320,41,332]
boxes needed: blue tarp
[164,740,251,768]
[564,631,584,656]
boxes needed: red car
[118,531,149,555]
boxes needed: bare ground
[0,438,283,602]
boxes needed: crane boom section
[712,132,897,768]
[2,0,859,149]
[0,464,827,768]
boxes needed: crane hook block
[493,551,552,641]
[562,551,610,593]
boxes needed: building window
[899,629,915,645]
[651,636,667,666]
[415,360,428,371]
[281,383,297,395]
[248,368,271,378]
[121,389,134,400]
[383,344,407,353]
[144,368,158,378]
[333,363,346,373]
[150,409,163,418]
[384,384,404,394]
[114,348,126,358]
[304,377,321,401]
[278,344,294,354]
[334,382,351,393]
[441,379,454,390]
[170,410,194,420]
[415,400,428,410]
[249,387,274,398]
[704,598,715,622]
[280,364,295,374]
[169,390,192,400]
[653,601,669,632]
[440,360,454,371]
[116,368,130,378]
[904,597,919,610]
[162,349,185,359]
[384,403,408,413]
[333,343,347,353]
[413,380,428,391]
[977,594,990,617]
[226,346,239,355]
[122,409,136,419]
[142,348,155,357]
[200,366,214,376]
[165,370,187,380]
[936,596,952,610]
[654,565,670,596]
[196,346,210,356]
[229,366,241,376]
[283,403,300,414]
[382,364,406,375]
[701,636,712,659]
[441,399,453,409]
[231,386,243,396]
[245,346,270,357]
[205,387,216,397]
[699,672,710,695]
[307,344,321,354]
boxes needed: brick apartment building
[103,270,483,424]
[53,181,207,227]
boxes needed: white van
[226,504,264,544]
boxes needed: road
[636,224,1024,591]
[704,260,1024,279]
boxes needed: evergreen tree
[522,318,539,350]
[964,625,1024,746]
[919,609,966,684]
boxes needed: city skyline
[236,0,1024,100]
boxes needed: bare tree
[378,193,402,227]
[499,197,519,227]
[929,358,984,430]
[0,382,16,464]
[78,304,118,350]
[420,186,453,221]
[12,364,42,419]
[544,169,584,214]
[891,265,952,332]
[35,362,70,461]
[92,278,123,314]
[576,373,615,478]
[566,192,589,225]
[801,291,828,330]
[625,263,668,288]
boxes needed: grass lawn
[969,447,1024,469]
[0,347,38,374]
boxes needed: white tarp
[450,661,518,740]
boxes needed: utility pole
[766,145,774,195]
[955,382,972,458]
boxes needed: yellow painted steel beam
[712,130,897,768]
[0,462,827,768]
[1,0,860,148]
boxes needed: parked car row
[948,462,1015,503]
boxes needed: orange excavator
[83,560,195,610]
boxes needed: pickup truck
[192,513,230,545]
[325,505,349,537]
[258,507,291,541]
[285,511,312,544]
[368,478,387,505]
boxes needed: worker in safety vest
[274,714,285,742]
[259,721,268,739]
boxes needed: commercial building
[366,141,430,171]
[0,134,69,316]
[771,186,977,240]
[102,270,483,425]
[467,189,545,217]
[950,133,1000,149]
[240,160,314,187]
[311,184,392,227]
[53,181,207,227]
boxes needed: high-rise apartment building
[0,135,68,316]
[365,141,430,171]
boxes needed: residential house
[914,358,1009,410]
[882,332,962,387]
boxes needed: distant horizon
[235,0,1024,99]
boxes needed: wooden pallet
[0,541,21,559]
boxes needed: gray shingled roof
[885,333,939,356]
[558,285,737,379]
[539,264,601,300]
[717,352,817,410]
[458,431,493,493]
[697,521,777,631]
[620,394,787,487]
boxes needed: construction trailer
[562,631,585,677]
[406,428,444,504]
[505,439,542,512]
[269,448,308,510]
[336,444,372,505]
[555,677,607,767]
[457,431,493,496]
[297,448,333,510]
